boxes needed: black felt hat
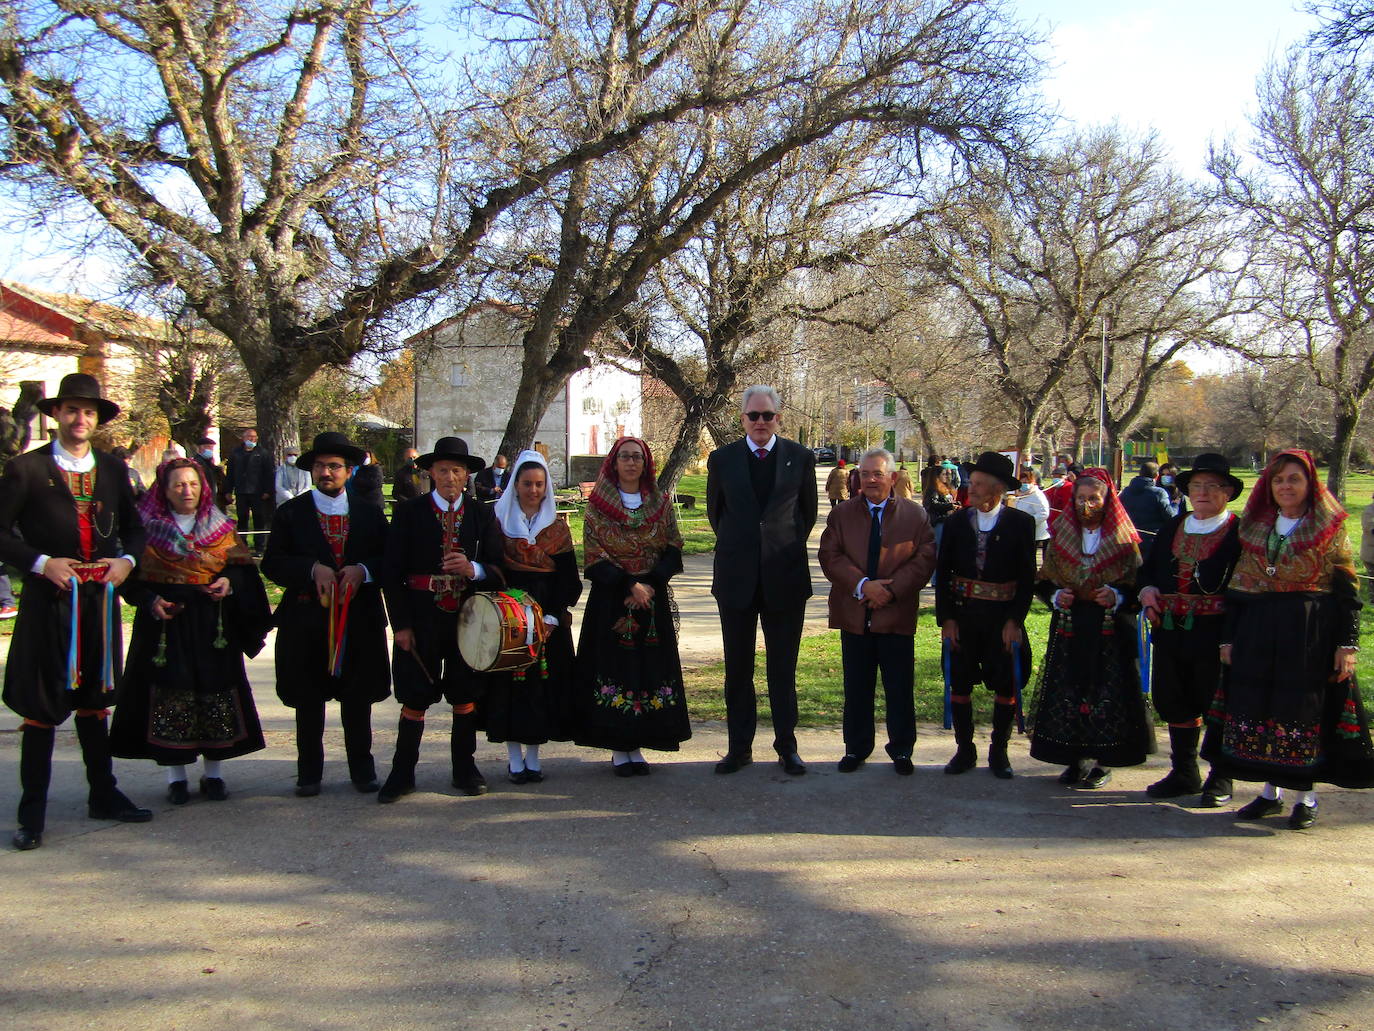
[296,431,365,470]
[967,450,1020,492]
[417,436,486,472]
[37,372,120,424]
[1175,453,1243,500]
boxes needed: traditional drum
[458,589,547,672]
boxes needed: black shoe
[944,745,977,775]
[892,756,915,776]
[779,753,806,776]
[353,778,380,793]
[715,752,753,775]
[453,770,488,796]
[1146,768,1203,799]
[1235,795,1283,820]
[377,774,415,804]
[613,762,635,778]
[525,768,545,783]
[1288,803,1317,830]
[11,829,41,851]
[630,761,651,777]
[987,748,1013,780]
[837,754,863,773]
[1079,766,1113,789]
[168,781,190,806]
[88,792,154,823]
[295,782,321,798]
[1199,772,1232,808]
[1058,762,1088,785]
[508,767,530,785]
[199,777,228,802]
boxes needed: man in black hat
[261,431,391,796]
[0,373,152,850]
[1137,453,1243,807]
[935,451,1037,780]
[193,436,224,499]
[378,436,505,801]
[223,428,275,555]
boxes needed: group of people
[3,375,1372,853]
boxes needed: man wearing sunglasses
[706,385,818,775]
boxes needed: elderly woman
[1202,449,1374,828]
[573,437,690,774]
[483,449,582,783]
[1027,469,1155,788]
[111,459,272,803]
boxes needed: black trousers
[235,493,275,552]
[840,630,916,760]
[718,595,806,756]
[294,698,376,786]
[1151,617,1223,725]
[949,607,1020,698]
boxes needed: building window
[883,429,897,452]
[582,397,599,413]
[450,365,469,388]
[883,396,896,417]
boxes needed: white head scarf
[494,449,557,544]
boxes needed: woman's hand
[629,582,655,609]
[1053,589,1075,610]
[151,596,182,620]
[1333,646,1358,682]
[1219,644,1233,666]
[205,577,232,600]
[1093,586,1117,609]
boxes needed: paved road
[3,465,1372,1030]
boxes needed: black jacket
[224,444,274,496]
[934,505,1037,626]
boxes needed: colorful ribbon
[66,578,117,694]
[327,580,353,677]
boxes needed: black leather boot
[14,724,55,850]
[76,713,152,822]
[988,702,1016,780]
[378,716,424,804]
[944,701,977,774]
[1146,725,1203,798]
[451,713,487,796]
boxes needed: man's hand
[1139,585,1162,627]
[1002,619,1022,653]
[861,578,894,609]
[394,628,415,652]
[205,577,232,600]
[312,562,337,603]
[941,619,960,649]
[338,564,366,595]
[1219,644,1233,666]
[42,556,81,590]
[442,551,475,578]
[98,556,134,587]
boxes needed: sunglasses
[745,411,776,422]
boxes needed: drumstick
[410,647,436,685]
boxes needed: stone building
[408,302,642,486]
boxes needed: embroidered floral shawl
[584,437,682,575]
[1042,467,1140,590]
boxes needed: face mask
[243,440,256,449]
[200,449,213,459]
[1160,475,1173,485]
[286,455,298,464]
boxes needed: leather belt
[407,573,468,612]
[1159,593,1225,617]
[950,576,1016,602]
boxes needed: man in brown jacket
[818,448,935,774]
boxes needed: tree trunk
[498,332,590,461]
[658,395,730,491]
[1327,399,1360,502]
[251,370,305,463]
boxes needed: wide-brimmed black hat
[417,436,485,472]
[1176,453,1243,500]
[296,431,365,470]
[966,450,1020,492]
[37,372,119,424]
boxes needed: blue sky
[0,0,1324,298]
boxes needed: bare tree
[1211,46,1374,498]
[917,127,1234,466]
[1308,0,1374,53]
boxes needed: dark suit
[818,495,935,760]
[0,444,146,835]
[224,444,275,552]
[261,491,391,787]
[706,436,817,756]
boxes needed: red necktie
[755,448,767,459]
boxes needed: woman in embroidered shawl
[111,459,272,803]
[1201,449,1374,829]
[573,437,690,774]
[1027,469,1155,788]
[483,449,583,783]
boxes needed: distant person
[194,437,224,499]
[1119,460,1175,560]
[392,447,426,501]
[825,460,849,507]
[348,449,386,508]
[223,429,275,555]
[110,446,146,499]
[474,454,510,503]
[274,445,312,503]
